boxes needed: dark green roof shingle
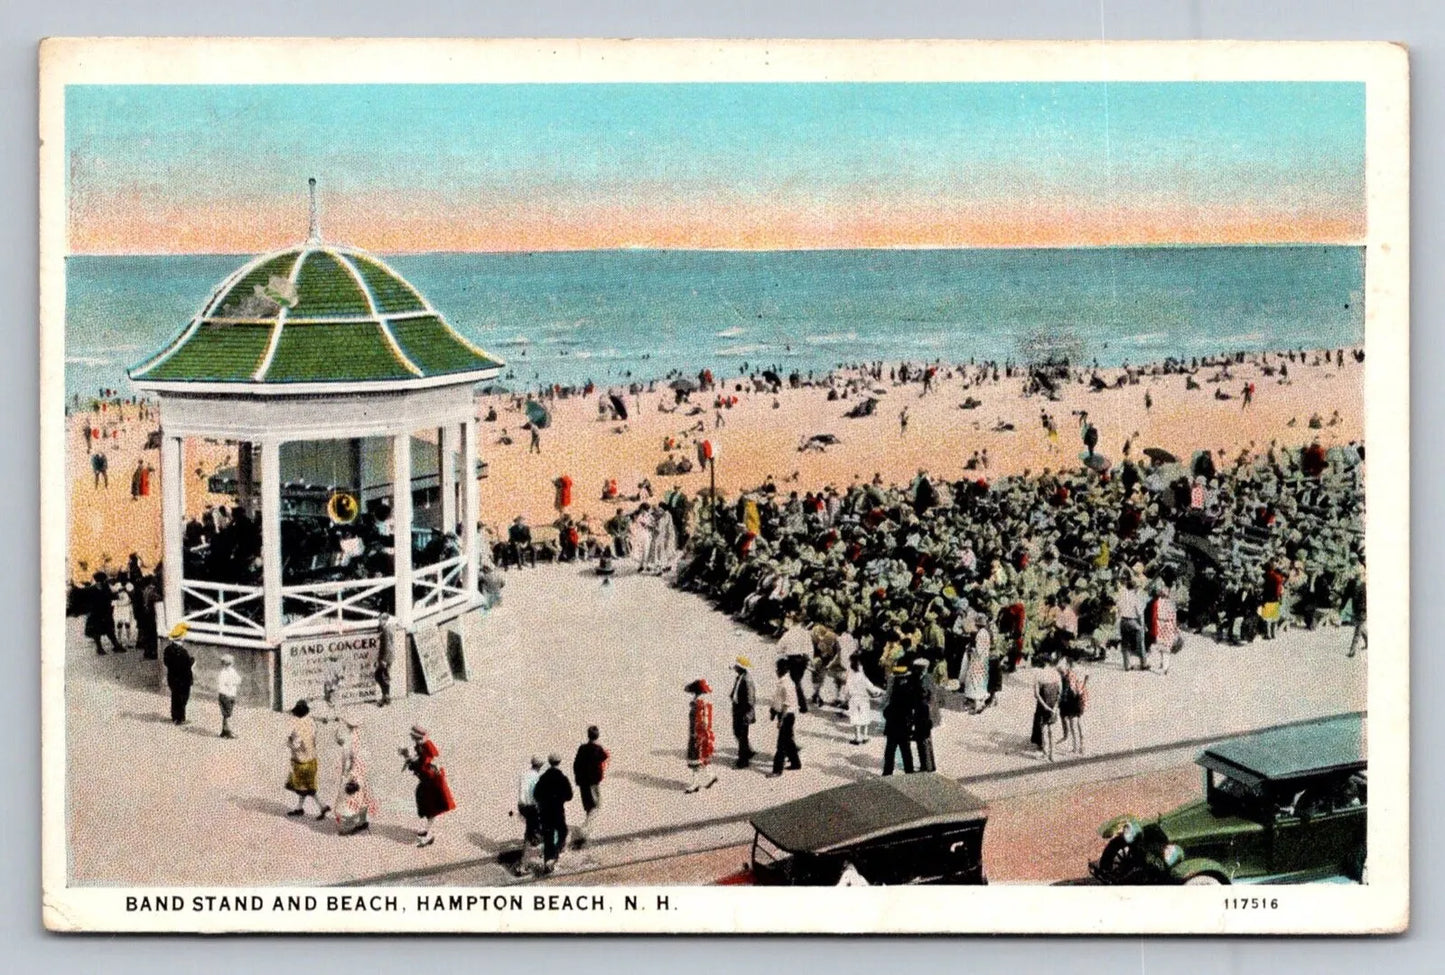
[264,322,416,383]
[390,316,503,375]
[142,322,273,381]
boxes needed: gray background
[1,0,1433,970]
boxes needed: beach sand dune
[65,355,1362,577]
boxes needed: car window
[1209,770,1265,816]
[753,832,794,875]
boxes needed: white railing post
[262,439,282,644]
[461,416,480,597]
[161,434,184,630]
[392,432,413,628]
[441,423,458,536]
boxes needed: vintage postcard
[39,38,1409,934]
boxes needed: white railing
[413,554,470,619]
[180,580,269,647]
[281,576,395,638]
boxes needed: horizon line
[66,240,1368,259]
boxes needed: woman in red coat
[684,679,718,793]
[399,725,456,847]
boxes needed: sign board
[411,625,455,695]
[278,630,381,709]
[446,626,469,682]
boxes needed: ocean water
[65,246,1364,399]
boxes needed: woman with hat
[284,700,328,820]
[684,679,718,793]
[399,725,455,847]
[332,715,377,835]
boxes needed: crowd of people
[667,431,1364,763]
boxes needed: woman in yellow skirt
[285,700,330,821]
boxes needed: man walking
[162,623,195,725]
[216,653,241,739]
[533,754,574,874]
[768,658,802,777]
[880,664,918,776]
[374,620,394,707]
[571,726,609,847]
[1115,573,1146,671]
[912,658,939,773]
[729,657,757,768]
[513,755,543,876]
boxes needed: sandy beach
[65,352,1363,579]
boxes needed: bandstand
[129,187,503,707]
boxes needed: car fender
[1098,814,1140,839]
[1171,857,1231,884]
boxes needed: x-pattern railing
[180,580,266,640]
[281,576,394,637]
[413,555,469,617]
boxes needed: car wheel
[1183,874,1223,885]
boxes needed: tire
[1183,874,1223,885]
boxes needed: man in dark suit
[532,753,574,874]
[162,624,195,725]
[729,658,757,768]
[880,664,919,776]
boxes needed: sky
[66,82,1366,254]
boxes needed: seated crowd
[674,439,1365,689]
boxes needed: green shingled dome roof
[129,245,503,387]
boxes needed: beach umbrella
[609,393,629,420]
[1143,447,1178,464]
[525,401,551,429]
[1079,451,1111,473]
[762,370,782,387]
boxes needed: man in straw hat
[161,622,195,725]
[215,652,241,739]
[728,657,757,769]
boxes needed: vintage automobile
[717,772,989,886]
[1090,713,1366,885]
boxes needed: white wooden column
[392,432,414,627]
[461,416,480,595]
[440,424,459,534]
[160,433,184,629]
[261,439,283,644]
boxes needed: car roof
[1198,714,1365,787]
[750,773,988,854]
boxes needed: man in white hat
[216,653,242,739]
[162,623,195,725]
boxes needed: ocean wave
[498,335,532,346]
[66,355,112,366]
[1127,332,1170,344]
[572,349,621,360]
[715,327,746,338]
[715,343,773,357]
[804,331,859,346]
[1216,332,1264,345]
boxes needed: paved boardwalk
[64,564,1365,886]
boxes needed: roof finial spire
[306,177,321,244]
